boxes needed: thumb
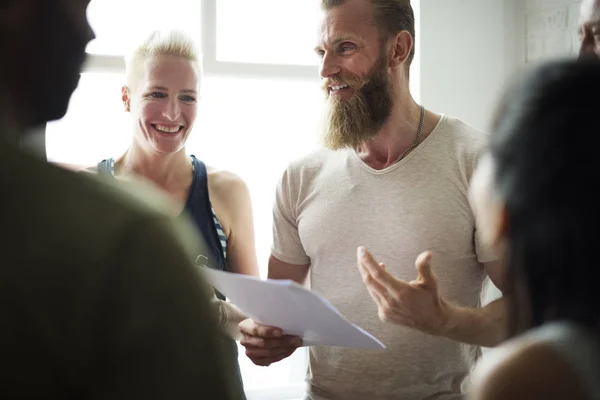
[414,251,436,288]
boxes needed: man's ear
[121,85,131,112]
[388,30,413,70]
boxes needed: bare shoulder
[470,341,587,400]
[206,166,250,200]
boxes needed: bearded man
[238,1,508,399]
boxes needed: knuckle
[378,309,389,322]
[371,269,383,280]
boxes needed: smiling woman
[85,30,258,400]
[121,33,200,156]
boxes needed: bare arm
[358,250,509,347]
[441,260,510,347]
[209,170,259,277]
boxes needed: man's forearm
[440,296,509,347]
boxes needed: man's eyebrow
[314,36,361,52]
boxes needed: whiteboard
[525,1,582,63]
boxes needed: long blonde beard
[322,55,393,150]
[323,90,374,150]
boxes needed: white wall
[418,0,523,133]
[417,0,580,134]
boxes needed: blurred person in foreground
[467,58,600,400]
[0,0,239,398]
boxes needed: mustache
[321,74,367,93]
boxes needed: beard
[322,54,394,150]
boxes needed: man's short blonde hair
[125,30,202,91]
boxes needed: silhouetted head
[0,0,94,129]
[470,57,600,335]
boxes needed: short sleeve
[270,167,310,265]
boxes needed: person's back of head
[0,0,94,132]
[466,56,600,400]
[488,57,600,335]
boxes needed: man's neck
[356,93,437,170]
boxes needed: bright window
[216,0,321,66]
[46,1,322,399]
[85,0,202,56]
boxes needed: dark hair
[321,0,416,67]
[490,57,600,335]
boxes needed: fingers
[361,268,388,305]
[414,251,436,288]
[357,247,395,306]
[246,347,297,367]
[238,319,302,367]
[240,334,302,350]
[357,246,386,283]
[357,246,410,293]
[239,318,283,338]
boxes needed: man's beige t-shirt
[272,115,496,400]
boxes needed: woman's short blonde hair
[125,30,202,91]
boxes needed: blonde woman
[91,30,258,398]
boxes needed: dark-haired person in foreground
[468,57,600,400]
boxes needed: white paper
[199,267,385,350]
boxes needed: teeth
[154,124,181,133]
[331,84,349,91]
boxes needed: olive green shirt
[0,134,238,399]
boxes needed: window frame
[43,0,321,158]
